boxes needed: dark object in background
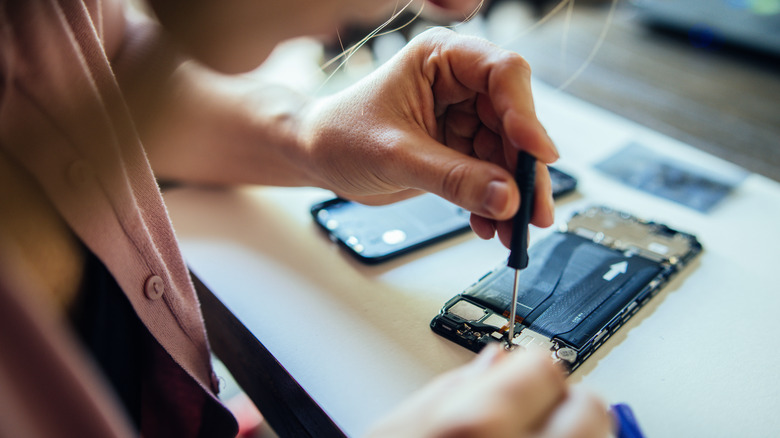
[595,142,747,213]
[311,193,472,264]
[548,166,577,198]
[633,0,780,56]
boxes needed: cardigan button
[144,275,165,300]
[210,371,221,394]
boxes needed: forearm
[141,63,320,187]
[112,17,321,188]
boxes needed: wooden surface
[491,1,780,182]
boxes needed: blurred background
[254,0,780,182]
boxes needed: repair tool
[505,151,536,348]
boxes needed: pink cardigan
[0,0,236,435]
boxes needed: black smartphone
[430,206,702,374]
[311,193,471,264]
[548,166,577,198]
[311,166,577,264]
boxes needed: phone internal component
[431,206,701,373]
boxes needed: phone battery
[430,206,702,373]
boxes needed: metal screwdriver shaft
[506,151,536,348]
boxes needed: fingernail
[550,141,560,161]
[484,180,510,218]
[544,127,560,160]
[548,189,555,221]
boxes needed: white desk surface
[164,81,780,437]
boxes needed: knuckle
[440,161,470,201]
[498,51,532,77]
[419,26,454,41]
[407,27,452,50]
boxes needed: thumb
[398,134,519,221]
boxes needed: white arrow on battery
[602,261,628,281]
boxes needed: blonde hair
[323,0,618,91]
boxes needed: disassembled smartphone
[311,167,578,264]
[430,206,702,374]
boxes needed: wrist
[246,86,325,188]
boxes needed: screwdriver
[505,150,536,349]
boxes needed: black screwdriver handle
[507,151,536,270]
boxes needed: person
[0,0,610,436]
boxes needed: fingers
[502,109,559,163]
[471,162,554,248]
[367,345,608,438]
[413,28,558,163]
[470,214,497,240]
[495,219,514,248]
[461,343,507,377]
[318,29,559,235]
[400,29,558,228]
[398,132,520,220]
[435,347,569,438]
[532,163,555,228]
[534,386,611,438]
[493,348,568,433]
[468,348,608,438]
[397,133,558,229]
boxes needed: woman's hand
[366,345,610,438]
[302,28,558,247]
[126,24,557,248]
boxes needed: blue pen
[610,403,645,438]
